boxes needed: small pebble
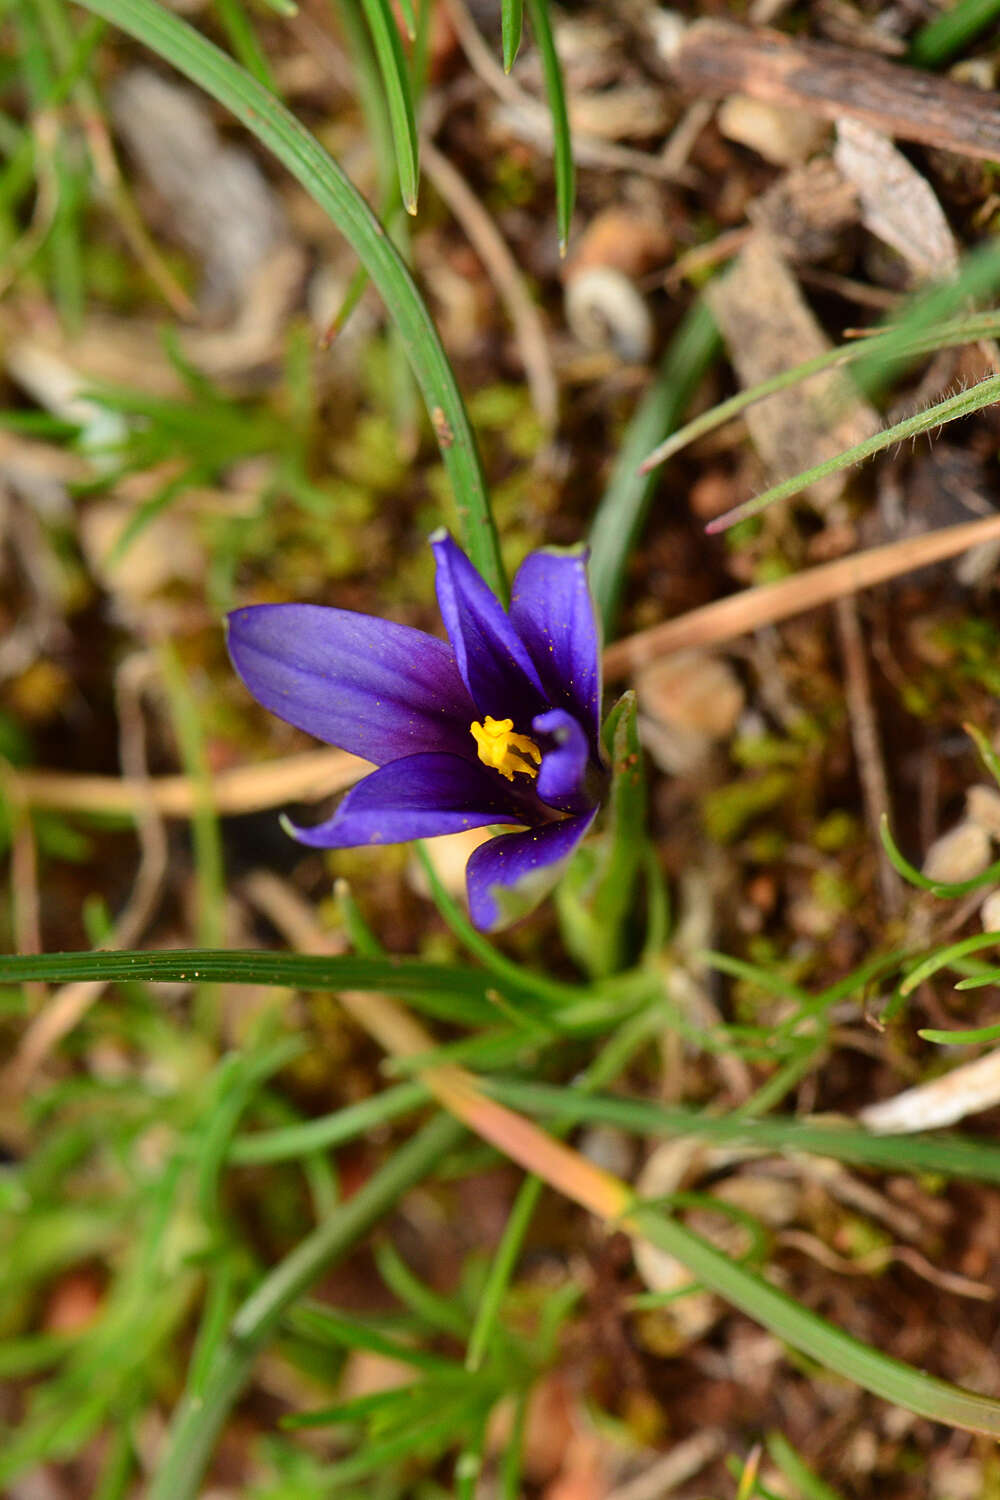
[922,820,992,885]
[564,267,653,364]
[718,96,830,166]
[980,888,1000,932]
[966,784,1000,841]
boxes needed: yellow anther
[470,715,542,781]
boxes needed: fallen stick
[664,19,1000,163]
[13,746,364,817]
[603,513,1000,680]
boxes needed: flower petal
[284,753,524,848]
[466,809,597,931]
[431,531,546,721]
[534,708,591,813]
[509,547,601,743]
[227,604,474,765]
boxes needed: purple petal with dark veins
[431,531,546,721]
[227,604,474,766]
[534,709,591,813]
[509,547,601,743]
[283,753,524,848]
[466,808,597,931]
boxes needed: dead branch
[666,20,1000,163]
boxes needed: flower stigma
[470,716,542,781]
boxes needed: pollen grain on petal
[471,715,541,781]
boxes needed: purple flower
[227,531,605,931]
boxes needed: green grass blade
[919,1017,1000,1045]
[706,373,1000,534]
[315,1389,491,1485]
[148,1113,464,1500]
[0,948,513,1012]
[465,1174,542,1371]
[104,469,194,571]
[229,1078,429,1163]
[953,971,1000,991]
[375,1240,470,1336]
[899,931,1000,996]
[288,1301,461,1373]
[360,0,420,214]
[396,0,416,40]
[639,309,1000,475]
[910,0,1000,66]
[212,0,276,90]
[415,842,583,1007]
[501,0,524,72]
[588,299,720,637]
[159,643,225,1022]
[525,0,573,255]
[72,0,504,596]
[630,1202,1000,1434]
[880,812,1000,897]
[485,1078,1000,1182]
[331,0,396,200]
[765,1432,846,1500]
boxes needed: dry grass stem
[13,747,367,817]
[603,515,1000,680]
[444,0,693,182]
[240,869,630,1222]
[3,658,171,1094]
[422,140,559,432]
[834,596,903,918]
[860,1046,1000,1132]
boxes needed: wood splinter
[665,19,1000,163]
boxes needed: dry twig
[422,140,559,432]
[834,596,903,918]
[444,0,694,183]
[13,746,365,818]
[3,656,171,1094]
[604,515,1000,680]
[665,20,1000,164]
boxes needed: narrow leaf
[72,0,504,596]
[525,0,574,254]
[631,1203,1000,1436]
[910,0,1000,66]
[360,0,420,214]
[501,0,524,72]
[639,310,1000,476]
[396,0,416,40]
[707,374,1000,534]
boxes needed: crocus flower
[227,531,605,931]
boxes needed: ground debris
[705,229,881,509]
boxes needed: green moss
[334,412,409,492]
[752,552,796,585]
[488,155,536,210]
[467,383,543,461]
[836,1213,891,1260]
[814,811,859,853]
[745,828,788,862]
[810,867,857,915]
[900,679,938,718]
[702,771,795,843]
[936,616,1000,695]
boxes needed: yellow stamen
[470,716,542,782]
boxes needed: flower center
[470,716,542,782]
